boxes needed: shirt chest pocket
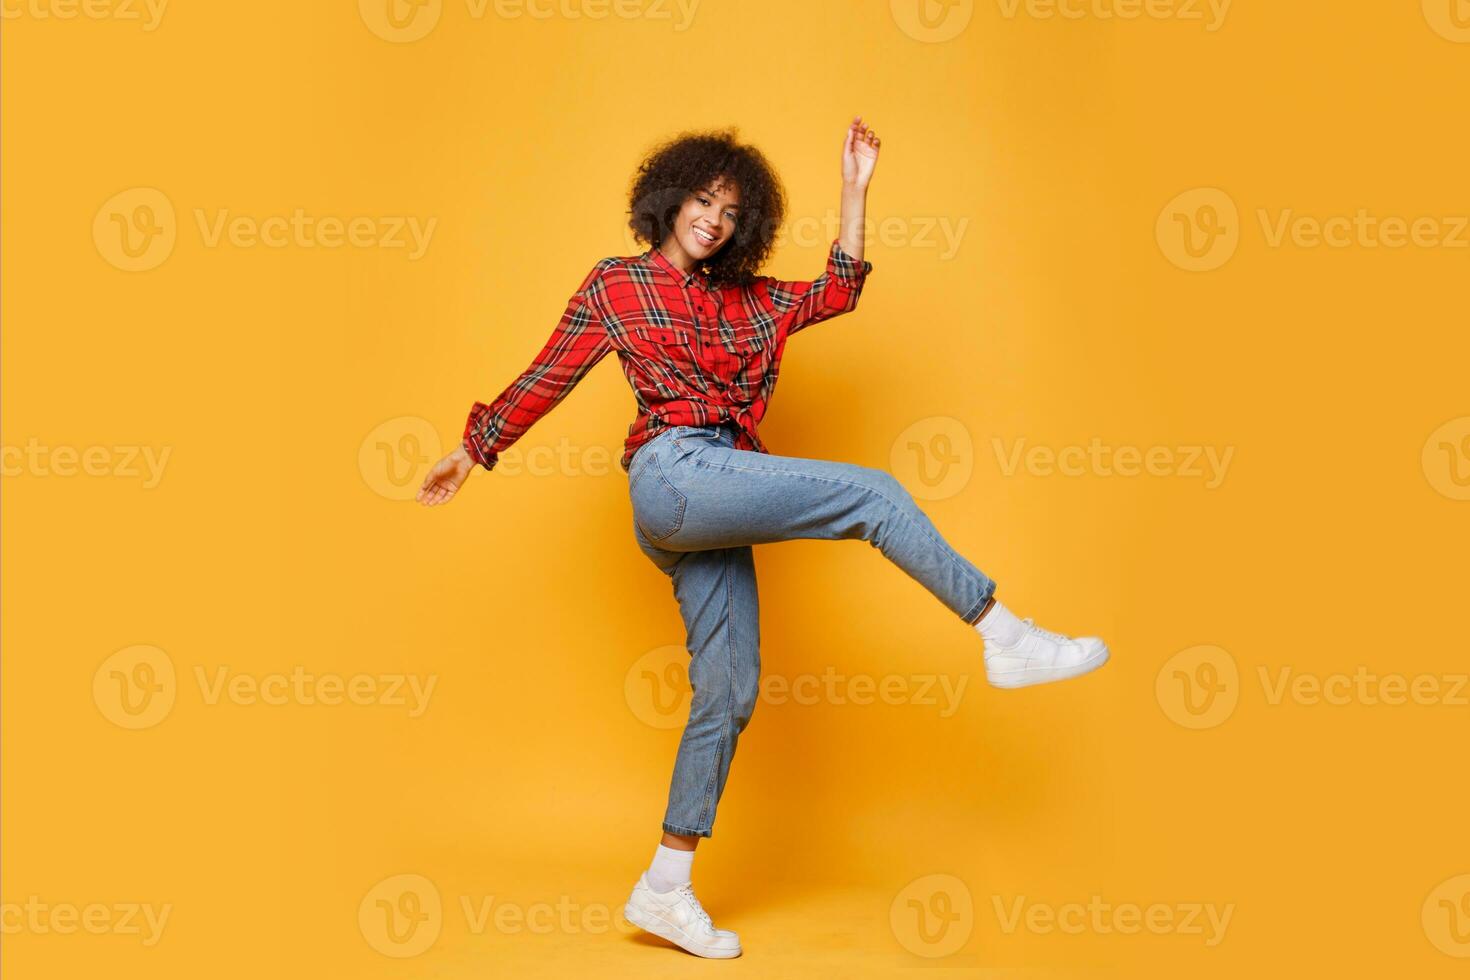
[718,312,769,361]
[718,321,769,405]
[728,331,765,360]
[630,324,702,380]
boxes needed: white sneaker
[983,618,1110,689]
[623,872,741,959]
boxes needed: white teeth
[694,228,715,243]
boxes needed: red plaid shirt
[462,238,873,472]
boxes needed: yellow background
[3,1,1467,976]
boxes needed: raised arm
[761,117,881,337]
[417,264,611,506]
[838,115,879,263]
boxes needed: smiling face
[661,178,741,271]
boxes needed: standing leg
[622,521,750,959]
[631,527,761,840]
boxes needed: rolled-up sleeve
[759,238,873,337]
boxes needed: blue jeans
[628,421,997,838]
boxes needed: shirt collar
[645,245,709,290]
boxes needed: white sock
[646,843,695,893]
[974,598,1026,649]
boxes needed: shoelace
[675,884,715,930]
[1021,618,1072,645]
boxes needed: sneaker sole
[987,643,1110,689]
[623,900,742,959]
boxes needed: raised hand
[842,115,881,189]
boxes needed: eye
[696,196,710,206]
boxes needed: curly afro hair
[627,128,786,288]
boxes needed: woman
[417,118,1109,959]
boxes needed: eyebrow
[699,187,741,209]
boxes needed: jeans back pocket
[629,446,687,543]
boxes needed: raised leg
[629,426,996,625]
